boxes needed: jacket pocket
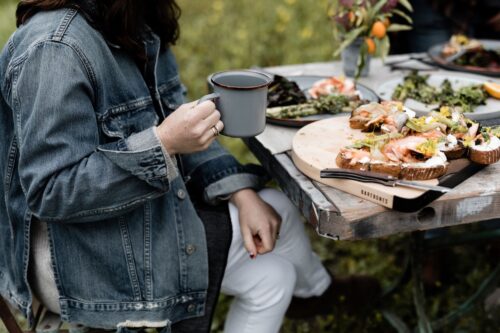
[158,75,187,113]
[99,97,159,140]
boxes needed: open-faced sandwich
[467,126,500,165]
[337,132,448,180]
[336,102,499,180]
[308,76,357,99]
[404,106,479,160]
[349,101,412,133]
[441,34,482,58]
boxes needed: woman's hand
[156,100,224,155]
[230,189,282,258]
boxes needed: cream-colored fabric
[29,221,61,314]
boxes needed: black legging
[170,201,233,333]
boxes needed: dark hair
[16,0,181,60]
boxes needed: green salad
[392,71,488,113]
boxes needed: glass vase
[341,38,371,78]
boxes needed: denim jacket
[0,8,267,329]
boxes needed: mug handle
[197,93,220,105]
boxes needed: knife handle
[320,169,397,187]
[320,168,397,181]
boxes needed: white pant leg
[222,253,296,333]
[221,188,331,333]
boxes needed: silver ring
[211,126,219,137]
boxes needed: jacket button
[177,189,186,200]
[187,304,196,313]
[185,244,196,255]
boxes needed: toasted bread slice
[369,162,402,178]
[441,145,467,160]
[336,152,448,180]
[400,164,448,180]
[336,151,370,171]
[349,115,367,129]
[469,146,500,165]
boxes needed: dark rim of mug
[210,70,272,90]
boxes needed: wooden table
[245,55,500,332]
[245,55,500,241]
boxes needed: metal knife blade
[320,169,452,193]
[391,180,451,193]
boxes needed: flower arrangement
[329,0,413,78]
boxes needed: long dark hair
[16,0,181,59]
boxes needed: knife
[320,169,452,193]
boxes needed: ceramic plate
[376,73,500,121]
[428,39,500,77]
[266,75,379,128]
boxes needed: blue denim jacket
[0,8,267,329]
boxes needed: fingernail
[249,252,255,259]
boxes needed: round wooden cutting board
[291,115,441,206]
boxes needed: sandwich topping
[337,102,500,179]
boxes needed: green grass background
[1,0,499,332]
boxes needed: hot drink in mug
[199,70,272,138]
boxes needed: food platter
[266,75,379,127]
[376,73,500,121]
[291,115,484,211]
[428,39,500,77]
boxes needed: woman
[0,1,377,332]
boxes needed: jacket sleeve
[11,41,178,223]
[180,140,269,205]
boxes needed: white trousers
[221,188,331,333]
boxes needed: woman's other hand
[156,100,224,154]
[230,189,282,258]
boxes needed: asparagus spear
[267,94,362,119]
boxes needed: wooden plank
[313,162,500,222]
[317,192,500,241]
[0,296,23,333]
[246,138,500,240]
[244,137,339,233]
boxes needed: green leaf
[371,0,388,17]
[398,0,413,12]
[333,26,366,56]
[386,24,413,32]
[355,42,368,80]
[378,35,390,60]
[355,10,364,27]
[392,9,413,24]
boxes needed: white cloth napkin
[255,124,298,155]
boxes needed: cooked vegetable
[266,94,366,119]
[454,49,500,69]
[267,75,307,107]
[392,71,488,113]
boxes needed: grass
[1,1,499,332]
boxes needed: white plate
[376,73,500,121]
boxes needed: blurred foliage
[0,0,16,48]
[1,1,499,333]
[174,0,333,161]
